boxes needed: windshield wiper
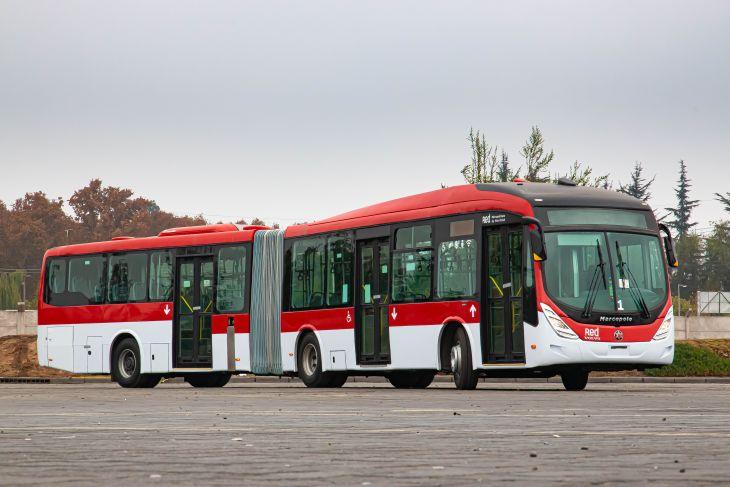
[614,241,650,318]
[582,239,608,318]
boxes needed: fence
[0,310,37,337]
[697,292,730,315]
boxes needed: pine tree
[495,151,519,182]
[521,126,554,183]
[715,192,730,213]
[664,160,699,237]
[555,161,610,187]
[618,162,655,202]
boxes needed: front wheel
[185,373,232,388]
[561,369,589,391]
[451,327,479,390]
[112,337,161,388]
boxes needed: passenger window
[108,253,148,303]
[291,237,326,309]
[327,235,353,306]
[437,239,477,298]
[393,224,433,302]
[149,251,174,301]
[395,225,431,249]
[393,250,433,302]
[217,246,247,313]
[45,259,67,305]
[67,255,106,305]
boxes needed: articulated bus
[38,181,678,390]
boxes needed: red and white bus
[38,181,678,390]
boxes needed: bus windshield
[543,231,668,316]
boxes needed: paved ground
[1,381,729,485]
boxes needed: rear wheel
[387,370,435,389]
[561,369,589,391]
[112,337,161,388]
[185,373,232,388]
[451,327,479,390]
[297,334,331,388]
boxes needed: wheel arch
[294,326,322,373]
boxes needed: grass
[645,341,730,377]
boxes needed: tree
[703,221,730,291]
[664,160,699,238]
[618,162,655,202]
[461,128,498,183]
[716,192,730,213]
[495,151,519,182]
[672,232,704,297]
[555,161,610,188]
[520,126,554,183]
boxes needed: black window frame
[391,222,435,304]
[215,243,251,315]
[284,232,355,311]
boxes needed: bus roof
[44,224,266,258]
[285,182,649,238]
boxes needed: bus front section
[525,207,677,378]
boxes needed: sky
[1,0,729,232]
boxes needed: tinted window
[149,251,174,301]
[327,236,353,306]
[437,239,477,298]
[395,225,431,249]
[393,250,432,302]
[67,255,106,305]
[217,246,247,313]
[546,208,649,228]
[45,258,67,305]
[108,253,148,303]
[291,237,326,309]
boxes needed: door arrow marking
[469,304,477,318]
[163,304,171,316]
[391,308,397,320]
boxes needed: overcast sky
[1,0,728,231]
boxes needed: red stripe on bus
[211,313,250,334]
[387,301,479,326]
[37,301,174,325]
[281,308,355,333]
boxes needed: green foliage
[671,295,695,316]
[520,126,553,183]
[672,233,703,296]
[716,193,730,213]
[461,128,499,183]
[664,160,699,237]
[0,271,24,310]
[618,162,655,202]
[555,161,610,187]
[703,221,730,291]
[645,342,730,377]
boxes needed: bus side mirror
[522,216,547,261]
[658,223,679,268]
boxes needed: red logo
[614,329,624,341]
[584,327,600,341]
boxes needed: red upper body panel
[285,184,533,237]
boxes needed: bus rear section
[37,224,264,388]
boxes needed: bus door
[355,238,391,364]
[174,255,214,367]
[482,225,525,363]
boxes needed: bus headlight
[541,303,579,340]
[653,312,673,341]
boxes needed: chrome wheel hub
[302,343,318,377]
[118,349,136,379]
[450,344,461,374]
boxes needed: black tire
[451,327,479,390]
[561,369,589,391]
[297,333,333,388]
[112,337,161,388]
[327,372,348,388]
[387,370,435,389]
[185,373,232,388]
